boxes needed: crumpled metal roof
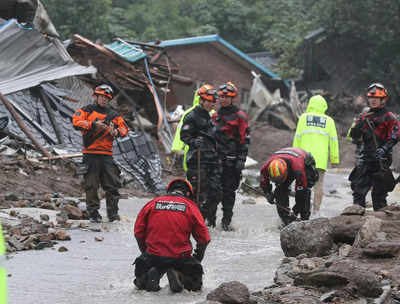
[0,19,96,95]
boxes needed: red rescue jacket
[260,147,310,191]
[134,195,210,258]
[72,104,129,155]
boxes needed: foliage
[41,0,400,90]
[41,0,112,42]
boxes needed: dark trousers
[83,154,121,217]
[134,252,204,291]
[349,162,388,211]
[219,164,241,225]
[274,177,311,225]
[187,164,221,222]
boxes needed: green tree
[42,0,112,41]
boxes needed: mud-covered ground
[0,122,357,206]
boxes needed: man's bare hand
[330,163,339,169]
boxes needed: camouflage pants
[83,154,121,218]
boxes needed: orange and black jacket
[72,104,129,155]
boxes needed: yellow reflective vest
[293,95,339,170]
[171,93,215,171]
[171,93,200,171]
[0,223,7,304]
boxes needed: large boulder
[328,214,365,244]
[280,218,334,257]
[206,281,250,304]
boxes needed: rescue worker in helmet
[260,147,319,226]
[72,84,129,222]
[180,84,222,224]
[211,81,250,231]
[349,83,400,211]
[133,178,210,293]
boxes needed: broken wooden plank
[0,92,52,158]
[29,153,83,161]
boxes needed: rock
[40,214,50,221]
[5,193,18,201]
[207,281,250,304]
[280,218,334,257]
[242,198,256,205]
[58,246,68,252]
[329,215,365,244]
[341,205,365,215]
[55,230,71,241]
[63,204,83,220]
[328,260,383,298]
[294,271,349,287]
[95,236,104,242]
[362,241,400,258]
[338,244,352,257]
[39,202,55,210]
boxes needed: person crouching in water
[133,178,210,292]
[260,147,319,226]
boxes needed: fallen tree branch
[28,153,83,162]
[0,92,52,158]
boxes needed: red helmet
[367,83,388,99]
[167,178,194,197]
[197,84,218,102]
[93,84,113,99]
[268,158,288,184]
[218,81,238,97]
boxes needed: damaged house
[0,17,165,193]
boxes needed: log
[0,92,51,158]
[29,153,83,161]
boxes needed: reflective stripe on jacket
[293,95,339,170]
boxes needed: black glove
[193,137,204,149]
[375,147,386,160]
[193,242,208,262]
[264,191,275,205]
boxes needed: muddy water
[6,170,400,304]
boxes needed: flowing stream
[6,170,400,304]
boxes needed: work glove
[375,147,386,160]
[193,242,208,263]
[193,137,204,149]
[264,191,275,205]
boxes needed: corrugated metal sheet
[0,19,96,95]
[105,39,147,63]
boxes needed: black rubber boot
[145,267,161,292]
[167,269,184,293]
[89,210,102,223]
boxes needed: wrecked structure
[0,18,165,193]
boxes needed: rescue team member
[133,178,210,293]
[260,147,319,226]
[349,83,400,211]
[180,85,222,226]
[212,82,250,231]
[171,85,215,172]
[0,223,7,304]
[293,94,339,217]
[73,84,129,222]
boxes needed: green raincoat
[171,93,200,171]
[293,95,339,170]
